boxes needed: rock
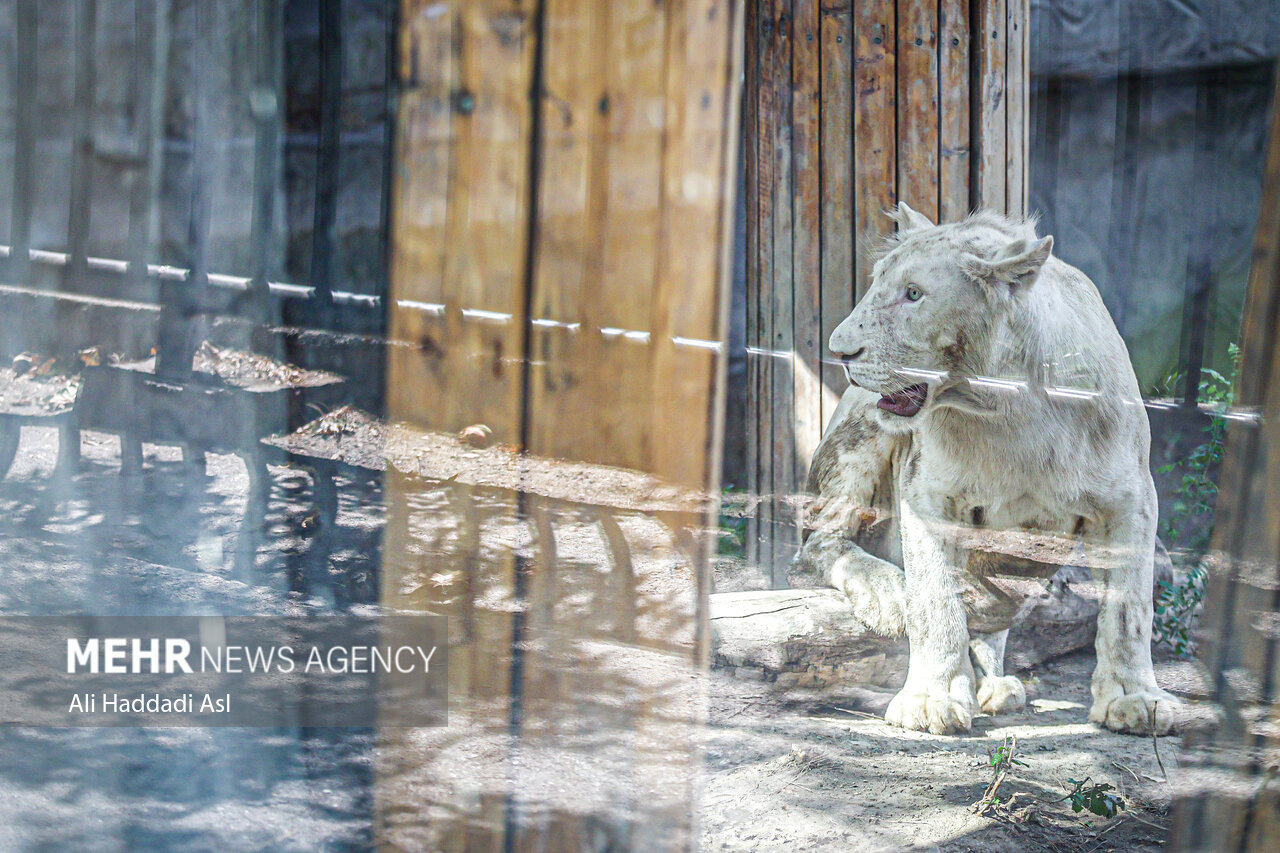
[458,424,493,449]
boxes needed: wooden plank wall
[745,0,1029,583]
[1171,67,1280,853]
[380,0,742,847]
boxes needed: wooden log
[711,578,1100,688]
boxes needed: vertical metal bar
[1103,0,1147,337]
[249,0,283,321]
[8,0,38,282]
[310,0,343,308]
[377,0,398,335]
[187,0,214,294]
[65,0,98,284]
[1179,71,1221,409]
[126,0,171,287]
[158,0,212,377]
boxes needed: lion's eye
[905,285,923,302]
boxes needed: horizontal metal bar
[1,244,326,304]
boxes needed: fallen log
[710,578,1101,689]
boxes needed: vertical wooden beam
[896,0,939,221]
[938,0,970,221]
[745,0,772,577]
[792,0,823,491]
[8,0,38,282]
[1004,0,1028,216]
[971,0,1006,211]
[310,0,342,306]
[853,0,895,300]
[65,0,98,284]
[125,0,171,290]
[649,0,740,487]
[767,0,797,584]
[247,0,283,321]
[386,0,535,445]
[819,0,853,426]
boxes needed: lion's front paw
[885,687,974,734]
[1089,687,1180,735]
[977,675,1026,715]
[832,558,908,636]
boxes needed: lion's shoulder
[808,386,907,499]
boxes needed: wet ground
[0,427,378,851]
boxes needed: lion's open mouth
[878,384,928,417]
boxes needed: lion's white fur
[795,204,1180,736]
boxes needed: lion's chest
[898,445,1087,632]
[900,433,1084,535]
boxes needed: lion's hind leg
[969,630,1026,715]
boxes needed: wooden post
[744,0,1029,584]
[379,0,742,847]
[1171,66,1280,852]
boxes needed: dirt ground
[0,424,1201,851]
[701,641,1199,852]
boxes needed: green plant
[1066,778,1125,819]
[971,738,1129,825]
[974,735,1027,810]
[1153,343,1239,657]
[717,485,749,558]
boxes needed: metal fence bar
[309,0,343,306]
[65,0,98,284]
[187,0,214,295]
[377,0,397,329]
[126,0,170,289]
[249,0,284,321]
[157,0,214,377]
[8,0,38,283]
[1179,69,1224,409]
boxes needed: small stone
[458,424,493,448]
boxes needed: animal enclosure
[743,0,1031,581]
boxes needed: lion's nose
[841,348,866,364]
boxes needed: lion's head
[829,204,1054,431]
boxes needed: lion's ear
[962,235,1053,292]
[887,202,935,234]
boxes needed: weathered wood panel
[973,0,1007,210]
[386,0,535,447]
[745,0,1030,582]
[852,0,897,301]
[792,0,824,493]
[1005,0,1029,216]
[896,0,939,220]
[381,0,742,847]
[938,0,971,222]
[818,0,854,429]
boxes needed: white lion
[793,204,1180,736]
